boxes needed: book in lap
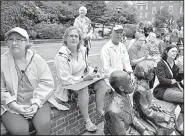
[63,77,104,91]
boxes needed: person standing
[74,6,93,57]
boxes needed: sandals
[84,119,97,133]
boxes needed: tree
[84,1,107,23]
[103,1,138,25]
[153,6,174,28]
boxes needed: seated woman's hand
[23,104,39,119]
[8,101,30,115]
[83,73,97,81]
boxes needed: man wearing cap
[1,27,62,135]
[104,70,155,135]
[74,6,93,56]
[100,25,135,85]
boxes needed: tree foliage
[103,1,138,25]
[1,1,139,40]
[153,6,174,28]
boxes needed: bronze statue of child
[104,70,155,135]
[133,60,179,135]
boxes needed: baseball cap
[5,27,29,40]
[113,25,123,31]
[109,70,134,94]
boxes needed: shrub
[28,30,37,40]
[34,23,66,39]
[122,24,137,38]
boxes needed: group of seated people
[1,24,183,135]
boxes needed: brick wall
[50,91,112,135]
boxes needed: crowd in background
[1,5,184,136]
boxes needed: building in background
[133,1,183,23]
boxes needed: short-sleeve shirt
[128,42,148,63]
[74,16,92,38]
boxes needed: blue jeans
[1,102,51,135]
[163,87,183,113]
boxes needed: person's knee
[33,102,51,134]
[33,114,51,134]
[94,79,109,91]
[78,87,89,97]
[35,119,51,135]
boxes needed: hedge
[34,23,66,39]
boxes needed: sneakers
[84,119,97,133]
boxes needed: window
[161,1,164,3]
[140,13,143,18]
[152,7,156,14]
[180,7,182,14]
[169,5,173,13]
[152,17,155,22]
[146,5,148,10]
[145,12,148,18]
[153,1,157,4]
[160,6,164,13]
[140,6,143,10]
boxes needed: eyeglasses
[7,39,26,43]
[68,35,79,38]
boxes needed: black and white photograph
[1,1,184,135]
